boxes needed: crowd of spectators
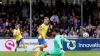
[0,0,100,38]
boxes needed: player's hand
[61,50,65,53]
[16,33,20,36]
[41,35,45,38]
[71,40,76,44]
[17,33,20,35]
[61,48,65,53]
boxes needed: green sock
[23,43,26,49]
[41,52,47,56]
[15,45,18,52]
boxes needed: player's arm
[45,35,49,39]
[55,36,66,53]
[37,25,44,38]
[46,25,50,39]
[61,36,76,44]
[13,30,20,36]
[61,36,70,43]
[13,30,17,36]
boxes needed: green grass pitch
[0,51,100,56]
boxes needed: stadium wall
[63,38,100,51]
[1,38,100,51]
[0,39,54,51]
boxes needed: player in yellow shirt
[33,17,49,56]
[13,24,28,53]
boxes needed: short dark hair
[44,17,49,20]
[15,24,19,26]
[53,28,60,33]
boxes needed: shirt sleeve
[40,24,43,28]
[13,30,16,36]
[61,35,70,43]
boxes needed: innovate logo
[5,40,15,51]
[79,43,100,47]
[63,39,100,50]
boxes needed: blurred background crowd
[0,0,100,38]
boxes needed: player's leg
[59,53,64,56]
[41,39,47,48]
[21,38,26,48]
[36,42,47,56]
[34,39,47,56]
[41,50,55,56]
[59,51,64,56]
[36,42,47,54]
[41,51,48,56]
[44,42,47,48]
[33,44,44,50]
[39,39,47,55]
[33,44,47,56]
[15,41,19,52]
[35,48,43,56]
[21,38,28,53]
[33,38,47,50]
